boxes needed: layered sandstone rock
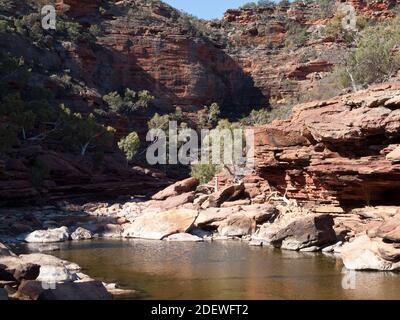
[250,83,400,206]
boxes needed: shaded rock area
[269,214,336,251]
[0,243,116,300]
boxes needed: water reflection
[20,239,400,300]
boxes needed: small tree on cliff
[118,132,140,163]
[103,89,154,115]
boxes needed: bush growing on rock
[103,89,154,115]
[148,113,170,131]
[241,108,271,125]
[285,22,308,49]
[190,163,218,184]
[342,16,400,87]
[118,132,140,162]
[323,13,354,42]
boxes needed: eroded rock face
[250,83,400,206]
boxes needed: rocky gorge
[2,0,400,300]
[3,83,400,298]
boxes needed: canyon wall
[249,83,400,207]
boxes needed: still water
[39,239,400,300]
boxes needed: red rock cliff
[250,83,400,206]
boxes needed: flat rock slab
[122,209,198,240]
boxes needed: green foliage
[242,108,271,125]
[57,20,82,41]
[190,163,218,184]
[0,19,8,33]
[118,132,140,162]
[323,13,354,42]
[88,24,102,37]
[170,107,183,121]
[197,103,221,129]
[50,73,73,90]
[50,105,114,156]
[148,113,170,131]
[313,0,336,19]
[208,103,221,126]
[343,16,400,87]
[285,22,308,49]
[103,89,154,115]
[14,13,44,42]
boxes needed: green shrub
[0,19,8,33]
[148,113,170,131]
[242,108,271,125]
[190,163,218,184]
[104,89,154,115]
[118,132,140,162]
[343,16,400,87]
[285,22,308,49]
[89,24,102,37]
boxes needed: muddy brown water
[20,239,400,300]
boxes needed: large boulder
[24,227,70,243]
[19,253,81,272]
[122,208,198,240]
[207,184,244,208]
[147,192,195,211]
[195,204,277,229]
[36,265,78,283]
[240,204,278,223]
[0,255,40,282]
[270,214,337,251]
[71,227,92,240]
[151,177,199,200]
[371,214,400,243]
[16,279,112,300]
[341,235,400,271]
[195,207,239,228]
[218,213,256,237]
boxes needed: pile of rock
[0,242,112,300]
[341,211,400,271]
